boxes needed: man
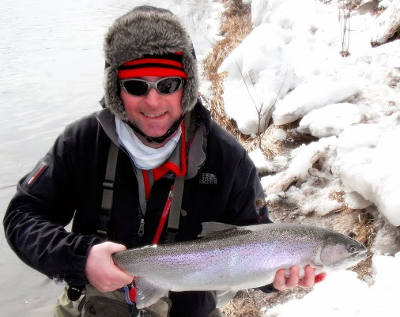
[3,6,319,317]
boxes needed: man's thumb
[106,242,127,254]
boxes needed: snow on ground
[297,102,370,138]
[220,0,400,315]
[272,78,362,126]
[265,252,400,317]
[334,125,400,225]
[222,0,400,228]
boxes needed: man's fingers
[273,266,326,292]
[273,267,299,290]
[273,268,287,290]
[85,241,133,293]
[286,266,299,288]
[111,271,133,287]
[114,265,135,283]
[299,265,315,288]
[106,242,127,253]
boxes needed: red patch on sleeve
[27,163,47,185]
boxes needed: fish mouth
[333,249,368,269]
[349,249,368,267]
[356,249,368,259]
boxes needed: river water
[0,0,220,315]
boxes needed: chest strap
[98,112,191,239]
[97,142,119,238]
[98,143,185,241]
[165,175,184,242]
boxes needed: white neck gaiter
[115,117,181,170]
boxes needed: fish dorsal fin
[199,222,238,237]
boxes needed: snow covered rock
[298,102,369,138]
[272,78,362,126]
[333,125,400,226]
[219,23,297,135]
[261,137,336,194]
[249,148,288,174]
[371,0,400,46]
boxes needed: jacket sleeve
[226,148,278,293]
[3,123,102,286]
[226,147,271,226]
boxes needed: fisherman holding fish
[3,6,339,317]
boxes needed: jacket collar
[96,100,210,180]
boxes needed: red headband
[118,52,187,80]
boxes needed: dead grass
[203,1,321,157]
[202,0,254,151]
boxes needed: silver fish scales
[112,222,367,308]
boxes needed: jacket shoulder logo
[199,173,218,185]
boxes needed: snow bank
[264,252,400,317]
[260,137,342,216]
[261,137,335,192]
[249,148,288,174]
[224,0,400,315]
[272,79,362,126]
[232,0,400,226]
[219,23,297,135]
[220,0,343,134]
[284,179,343,216]
[333,123,400,225]
[371,0,400,46]
[298,102,369,138]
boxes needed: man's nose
[144,87,163,106]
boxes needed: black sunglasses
[119,77,185,96]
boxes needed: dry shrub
[203,1,318,156]
[202,0,253,150]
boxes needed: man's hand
[273,265,326,291]
[85,241,133,293]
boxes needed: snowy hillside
[208,0,400,316]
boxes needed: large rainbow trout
[112,222,367,308]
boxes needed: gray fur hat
[103,6,199,122]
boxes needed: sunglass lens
[157,78,183,94]
[123,80,149,96]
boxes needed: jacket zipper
[138,218,145,237]
[118,145,147,239]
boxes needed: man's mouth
[142,111,167,118]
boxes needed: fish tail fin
[135,277,169,309]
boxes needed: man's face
[120,76,183,139]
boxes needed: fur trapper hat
[103,6,199,122]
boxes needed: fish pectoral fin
[215,290,237,308]
[199,222,237,237]
[135,277,169,309]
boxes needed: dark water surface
[0,2,134,315]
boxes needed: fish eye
[347,245,357,253]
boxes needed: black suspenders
[97,142,185,241]
[165,176,184,242]
[97,142,119,238]
[98,113,191,240]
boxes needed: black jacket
[3,102,270,316]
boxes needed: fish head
[319,232,367,269]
